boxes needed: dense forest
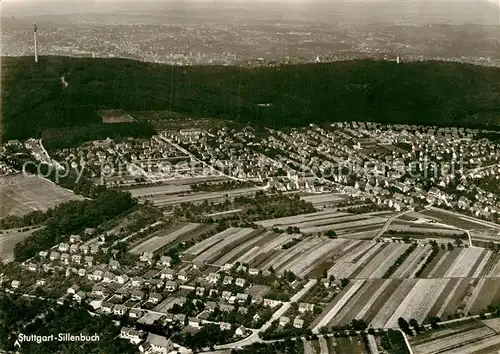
[3,56,500,141]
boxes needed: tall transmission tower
[33,17,38,63]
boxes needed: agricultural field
[144,186,262,207]
[387,222,463,236]
[421,208,500,234]
[299,193,347,208]
[302,336,371,354]
[255,210,391,237]
[410,320,500,354]
[312,271,500,331]
[0,174,82,218]
[130,222,202,254]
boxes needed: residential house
[252,296,263,305]
[223,263,233,271]
[129,308,143,319]
[49,251,60,261]
[223,276,233,285]
[140,252,154,264]
[116,274,129,285]
[109,260,120,271]
[174,314,186,323]
[206,273,220,284]
[58,243,70,252]
[120,327,144,344]
[131,277,144,288]
[165,281,177,292]
[188,317,201,328]
[69,235,81,244]
[61,253,70,265]
[177,270,188,282]
[196,287,205,296]
[235,325,247,337]
[74,291,86,303]
[113,304,128,316]
[88,270,103,281]
[140,333,173,353]
[148,293,162,304]
[27,263,37,272]
[238,307,249,315]
[102,272,115,283]
[101,301,113,314]
[222,291,232,301]
[236,293,248,304]
[70,244,80,253]
[160,268,175,280]
[263,299,280,308]
[219,304,234,312]
[67,284,80,295]
[90,244,100,254]
[279,316,290,327]
[11,280,20,289]
[298,302,314,313]
[148,279,164,290]
[92,285,106,297]
[220,322,232,331]
[131,290,145,301]
[293,317,304,328]
[84,256,94,267]
[235,278,246,287]
[205,301,217,312]
[116,287,130,300]
[157,256,171,267]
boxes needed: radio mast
[33,17,38,63]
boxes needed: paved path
[375,209,414,239]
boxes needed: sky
[1,0,499,25]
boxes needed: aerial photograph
[1,0,500,353]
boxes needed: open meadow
[0,174,83,218]
[0,227,40,263]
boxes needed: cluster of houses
[164,127,283,181]
[255,122,500,217]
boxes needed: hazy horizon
[2,0,499,26]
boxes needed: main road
[214,279,317,350]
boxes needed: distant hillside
[2,56,500,141]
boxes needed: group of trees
[0,295,138,353]
[42,122,156,150]
[415,241,440,278]
[383,243,418,278]
[191,180,255,192]
[172,323,235,351]
[14,188,137,260]
[174,192,315,226]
